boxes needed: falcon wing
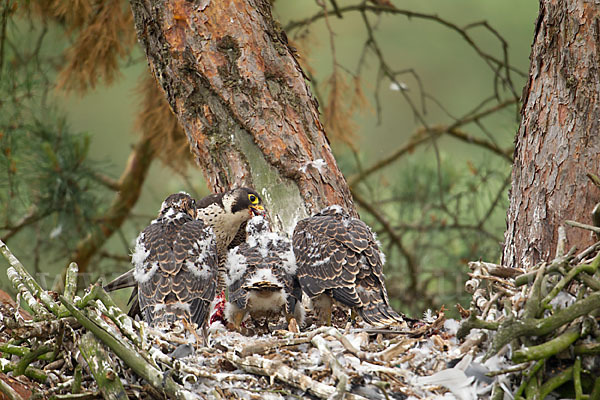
[294,214,404,327]
[104,268,141,318]
[293,216,362,306]
[134,220,218,327]
[172,220,218,326]
[134,222,174,325]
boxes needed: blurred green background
[1,0,538,317]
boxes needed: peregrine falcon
[196,187,265,253]
[195,187,265,291]
[105,188,265,317]
[131,192,218,327]
[292,205,404,327]
[224,216,304,330]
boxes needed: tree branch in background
[352,189,419,300]
[63,138,155,285]
[286,4,526,81]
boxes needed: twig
[224,352,367,400]
[311,334,349,400]
[3,318,79,339]
[487,292,600,359]
[574,241,600,264]
[538,366,574,400]
[485,361,531,377]
[0,376,25,400]
[238,337,312,357]
[13,345,53,377]
[59,296,190,400]
[72,365,82,394]
[89,171,120,191]
[92,285,143,349]
[512,325,581,363]
[1,361,47,383]
[573,343,600,355]
[591,376,600,400]
[457,313,499,339]
[468,261,523,278]
[78,331,130,400]
[513,359,544,399]
[515,247,576,286]
[2,240,61,317]
[574,357,583,400]
[63,263,79,303]
[539,252,600,310]
[556,226,567,257]
[7,267,51,319]
[565,220,600,234]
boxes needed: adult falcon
[224,216,304,330]
[131,192,218,327]
[195,187,266,292]
[292,205,404,327]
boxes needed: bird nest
[1,218,599,400]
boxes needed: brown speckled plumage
[293,206,404,327]
[132,193,218,327]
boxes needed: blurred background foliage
[0,0,538,317]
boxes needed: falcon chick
[292,205,404,327]
[131,192,218,327]
[224,216,304,331]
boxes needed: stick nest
[1,219,599,400]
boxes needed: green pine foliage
[0,25,112,290]
[347,155,511,316]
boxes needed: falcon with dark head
[292,205,404,327]
[195,187,265,291]
[131,192,218,327]
[224,216,304,330]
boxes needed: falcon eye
[248,194,259,204]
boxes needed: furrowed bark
[128,0,357,233]
[503,1,600,269]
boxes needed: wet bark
[128,0,356,233]
[503,1,600,269]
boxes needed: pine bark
[127,0,356,233]
[503,1,600,269]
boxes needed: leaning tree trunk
[503,1,600,269]
[128,0,356,233]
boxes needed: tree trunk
[503,0,600,269]
[127,0,356,233]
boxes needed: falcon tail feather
[104,269,141,318]
[359,302,405,327]
[104,269,136,292]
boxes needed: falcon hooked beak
[250,203,265,216]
